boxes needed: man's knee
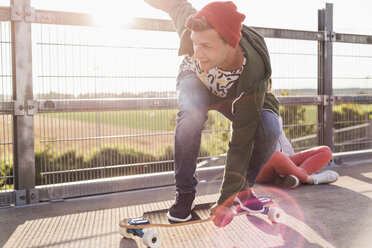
[176,109,207,132]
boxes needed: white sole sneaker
[312,170,339,184]
[166,201,195,222]
[167,211,192,222]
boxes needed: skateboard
[119,196,282,248]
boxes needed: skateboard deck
[119,197,282,248]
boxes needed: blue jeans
[174,71,280,193]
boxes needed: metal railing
[0,1,371,206]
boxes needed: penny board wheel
[143,230,162,248]
[267,207,284,223]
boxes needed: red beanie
[194,1,245,48]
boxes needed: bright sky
[26,0,372,35]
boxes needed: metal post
[11,0,38,204]
[317,3,334,151]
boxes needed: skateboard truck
[119,218,162,248]
[125,218,150,237]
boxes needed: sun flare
[90,1,137,28]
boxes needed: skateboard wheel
[267,207,284,223]
[119,227,134,238]
[143,230,162,248]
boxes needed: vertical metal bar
[317,3,334,151]
[11,0,37,204]
[317,8,325,146]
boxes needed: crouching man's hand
[210,203,233,228]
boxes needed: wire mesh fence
[333,43,372,152]
[333,42,372,95]
[267,38,320,152]
[33,24,181,99]
[34,110,232,185]
[0,21,14,206]
[267,38,318,95]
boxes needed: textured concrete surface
[1,161,372,248]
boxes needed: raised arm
[144,0,196,55]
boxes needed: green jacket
[166,0,279,205]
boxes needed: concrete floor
[1,161,372,248]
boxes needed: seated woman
[256,117,339,189]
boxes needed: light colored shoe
[323,170,339,177]
[275,175,300,189]
[312,170,339,185]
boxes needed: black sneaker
[167,191,195,222]
[234,189,264,213]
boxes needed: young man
[144,0,281,227]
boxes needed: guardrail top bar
[0,6,371,44]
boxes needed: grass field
[50,109,178,131]
[48,105,347,131]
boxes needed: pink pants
[256,146,332,183]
